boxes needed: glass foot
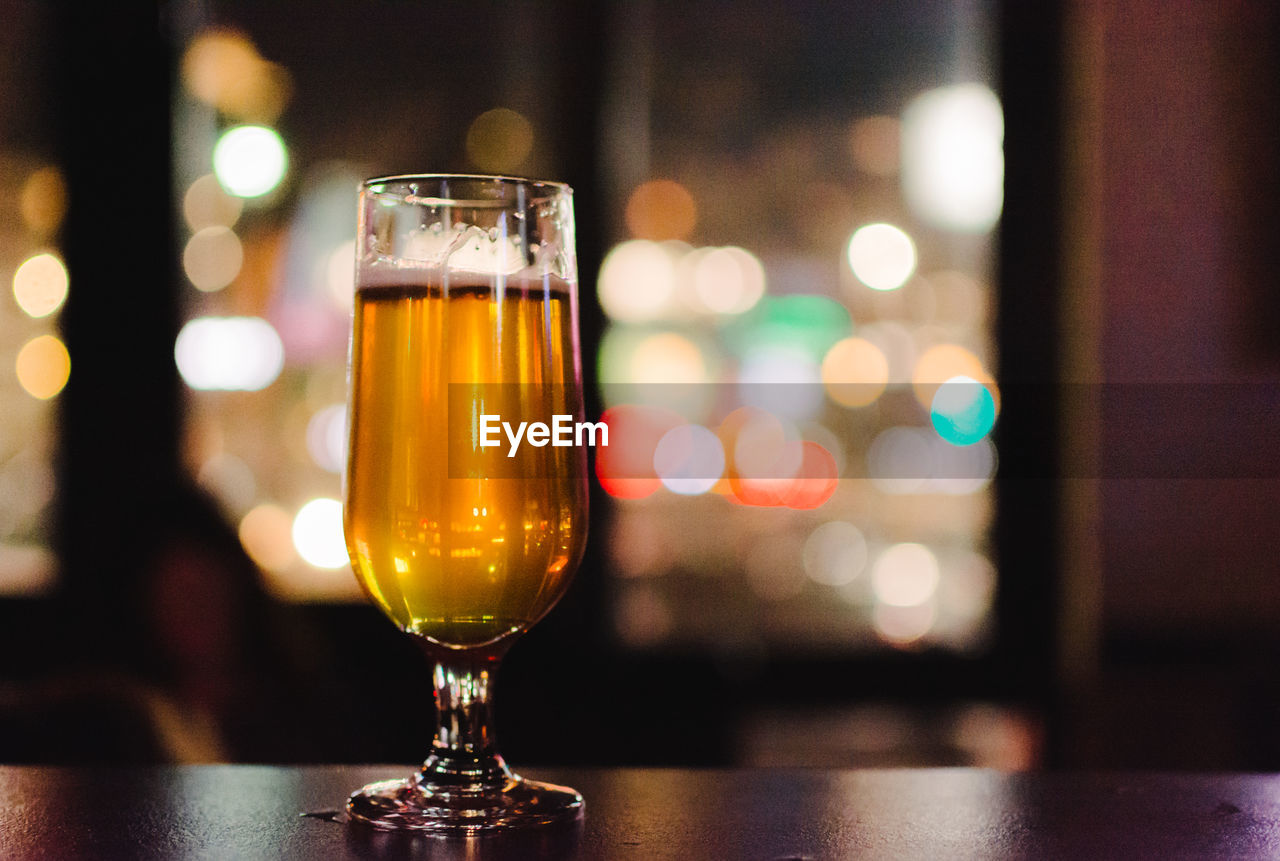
[347,775,584,833]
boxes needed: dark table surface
[3,765,1280,859]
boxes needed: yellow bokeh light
[181,29,291,122]
[183,226,244,292]
[465,108,535,173]
[911,343,998,411]
[239,503,297,572]
[629,332,707,385]
[15,335,71,400]
[625,179,697,241]
[19,167,68,235]
[183,173,243,231]
[821,337,889,407]
[12,253,69,318]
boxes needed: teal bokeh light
[930,376,996,446]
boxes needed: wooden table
[3,766,1280,858]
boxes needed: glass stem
[418,646,513,792]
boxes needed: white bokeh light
[846,223,917,291]
[292,498,349,569]
[901,83,1004,233]
[174,316,285,391]
[213,125,288,198]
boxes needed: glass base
[347,774,584,833]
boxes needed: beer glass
[343,175,587,831]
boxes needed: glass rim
[361,173,572,208]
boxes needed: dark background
[1,0,1279,771]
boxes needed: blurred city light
[653,423,724,495]
[901,83,1004,233]
[625,179,697,241]
[911,343,997,412]
[12,252,68,318]
[239,503,297,572]
[872,542,940,607]
[465,107,534,173]
[182,225,244,292]
[873,601,937,645]
[183,173,244,231]
[213,125,288,198]
[291,498,348,569]
[803,520,868,587]
[182,28,291,122]
[306,404,347,473]
[867,426,933,495]
[821,336,889,407]
[689,246,766,315]
[598,240,679,322]
[930,375,997,446]
[325,239,356,310]
[174,316,285,391]
[726,294,853,363]
[14,335,70,400]
[629,331,708,385]
[846,222,917,291]
[18,166,67,235]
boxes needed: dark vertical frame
[53,2,183,657]
[994,0,1065,757]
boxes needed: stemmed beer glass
[343,175,587,831]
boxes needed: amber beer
[344,274,587,648]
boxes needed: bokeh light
[625,179,697,241]
[465,107,535,173]
[911,343,997,411]
[738,347,824,420]
[821,337,889,407]
[901,83,1004,233]
[690,246,765,315]
[12,253,68,318]
[867,427,933,495]
[873,601,937,645]
[15,335,70,400]
[181,29,291,122]
[803,521,868,587]
[306,404,348,473]
[239,503,297,572]
[726,294,853,363]
[930,375,997,445]
[848,115,901,176]
[19,166,67,235]
[182,226,244,291]
[653,423,724,495]
[846,222,917,291]
[595,404,684,499]
[597,240,678,322]
[871,542,940,606]
[213,125,288,198]
[779,441,839,510]
[196,452,257,514]
[291,498,348,569]
[174,316,285,391]
[629,332,708,385]
[325,239,357,310]
[183,173,244,231]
